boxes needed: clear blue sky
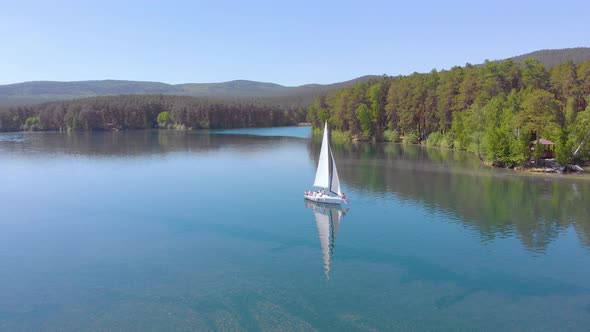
[1,0,589,86]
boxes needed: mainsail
[313,122,342,196]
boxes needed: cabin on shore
[531,138,555,159]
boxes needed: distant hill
[507,47,590,67]
[2,47,589,107]
[0,76,378,106]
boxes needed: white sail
[313,122,330,189]
[329,149,342,196]
[313,122,343,197]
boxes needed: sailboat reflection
[304,201,349,280]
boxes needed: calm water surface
[1,127,590,331]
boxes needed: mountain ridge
[508,47,590,67]
[1,47,589,106]
[0,76,379,106]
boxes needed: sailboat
[305,201,348,280]
[304,121,348,205]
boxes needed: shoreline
[312,130,587,176]
[0,123,313,135]
[3,126,586,176]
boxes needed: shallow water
[1,127,590,331]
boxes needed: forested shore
[308,58,590,166]
[0,94,307,132]
[3,57,590,168]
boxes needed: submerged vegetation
[0,94,307,132]
[308,58,590,166]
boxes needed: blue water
[1,127,590,331]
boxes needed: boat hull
[304,194,344,205]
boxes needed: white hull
[304,194,345,205]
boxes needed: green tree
[465,104,486,159]
[23,116,40,131]
[385,79,401,131]
[577,59,590,111]
[457,65,479,111]
[451,110,470,149]
[157,111,174,128]
[551,60,580,115]
[366,83,382,138]
[482,95,510,164]
[356,103,373,139]
[569,105,590,161]
[521,58,549,90]
[436,66,464,133]
[516,88,562,158]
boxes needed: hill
[1,47,588,106]
[508,47,590,67]
[0,76,378,106]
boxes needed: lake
[1,127,590,331]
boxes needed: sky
[1,0,589,86]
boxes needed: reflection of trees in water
[2,130,304,157]
[309,141,590,251]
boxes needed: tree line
[308,58,590,166]
[0,94,307,132]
